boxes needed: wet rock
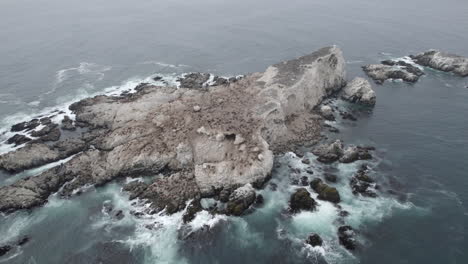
[122,181,148,200]
[218,187,234,203]
[269,183,278,191]
[362,64,420,84]
[350,165,377,197]
[338,225,357,250]
[0,245,12,257]
[254,194,264,205]
[341,77,376,106]
[178,73,211,89]
[102,200,113,214]
[339,210,350,217]
[340,111,357,121]
[289,188,317,213]
[182,199,202,223]
[212,76,229,86]
[17,236,30,246]
[225,184,256,216]
[300,176,309,186]
[306,233,323,247]
[310,178,340,203]
[138,171,201,214]
[340,145,373,163]
[410,50,468,76]
[312,140,344,163]
[301,158,311,165]
[61,115,76,131]
[10,119,40,132]
[328,127,340,133]
[319,105,335,121]
[324,173,337,183]
[31,124,61,142]
[6,134,31,146]
[153,76,163,81]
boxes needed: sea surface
[1,0,468,263]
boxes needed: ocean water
[1,0,468,263]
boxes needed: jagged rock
[112,210,124,220]
[319,105,335,121]
[0,46,347,214]
[341,77,376,106]
[338,225,357,250]
[61,115,76,131]
[310,178,340,203]
[312,140,344,163]
[0,245,12,257]
[289,188,317,213]
[306,233,323,247]
[225,184,256,216]
[340,145,372,163]
[122,181,148,200]
[350,165,377,197]
[362,64,420,84]
[30,124,61,142]
[6,134,31,146]
[178,73,211,89]
[212,76,229,86]
[10,119,40,132]
[410,50,468,76]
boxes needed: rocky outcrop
[341,77,376,105]
[6,134,31,146]
[289,188,317,213]
[61,115,76,131]
[310,178,340,203]
[338,225,357,250]
[410,50,468,76]
[225,184,256,216]
[362,64,421,84]
[319,105,335,121]
[350,164,377,197]
[0,46,347,214]
[0,139,87,173]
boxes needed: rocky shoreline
[0,46,466,255]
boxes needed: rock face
[410,50,468,76]
[310,178,340,203]
[289,188,317,213]
[0,46,347,214]
[341,77,376,106]
[362,64,421,84]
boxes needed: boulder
[310,178,340,203]
[182,199,202,223]
[338,225,357,250]
[410,50,468,76]
[225,184,256,216]
[350,165,377,197]
[0,245,12,257]
[289,188,317,213]
[10,119,40,132]
[312,140,344,163]
[306,233,323,247]
[319,105,335,121]
[341,77,376,106]
[61,115,76,131]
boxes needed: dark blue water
[1,0,468,263]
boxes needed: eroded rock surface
[341,77,376,106]
[410,50,468,76]
[0,46,347,214]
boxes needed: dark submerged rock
[310,178,340,203]
[289,188,317,213]
[182,199,202,223]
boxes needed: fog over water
[1,0,468,263]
